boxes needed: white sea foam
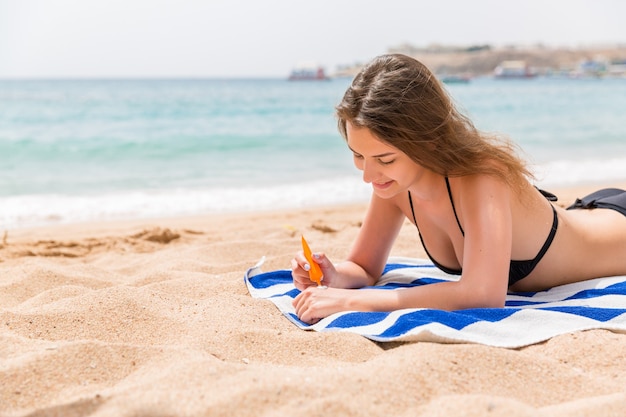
[3,156,626,230]
[533,157,626,188]
[0,176,372,230]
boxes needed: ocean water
[1,77,625,229]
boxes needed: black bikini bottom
[567,188,626,217]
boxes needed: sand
[2,183,626,417]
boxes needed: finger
[294,252,311,271]
[291,258,311,290]
[293,287,316,312]
[292,289,306,312]
[291,268,313,288]
[290,258,307,276]
[299,303,321,325]
[313,252,333,271]
[292,254,324,289]
[291,256,307,271]
[292,288,323,324]
[310,252,335,284]
[300,311,320,325]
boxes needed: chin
[372,184,399,199]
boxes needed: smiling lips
[372,180,394,189]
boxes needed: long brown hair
[336,54,533,189]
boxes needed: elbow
[457,281,507,309]
[480,294,506,309]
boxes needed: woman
[291,54,626,324]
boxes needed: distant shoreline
[334,43,626,78]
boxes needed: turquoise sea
[1,77,625,229]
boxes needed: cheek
[390,162,415,183]
[404,163,425,183]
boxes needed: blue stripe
[326,311,391,328]
[382,263,436,274]
[539,306,626,321]
[326,307,519,334]
[247,270,291,289]
[564,281,626,301]
[380,308,519,335]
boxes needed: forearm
[346,280,505,312]
[331,261,380,289]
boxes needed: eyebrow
[348,146,396,158]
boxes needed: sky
[0,0,624,78]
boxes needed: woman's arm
[366,175,513,310]
[335,192,407,287]
[453,175,513,307]
[294,176,515,323]
[294,278,502,324]
[291,192,406,290]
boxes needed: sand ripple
[2,206,626,416]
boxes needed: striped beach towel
[244,257,626,348]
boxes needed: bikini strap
[408,190,463,276]
[445,177,465,236]
[408,190,418,225]
[530,204,558,269]
[408,191,429,255]
[509,204,559,284]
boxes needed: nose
[360,159,376,184]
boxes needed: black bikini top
[408,177,558,287]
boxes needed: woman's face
[345,121,425,198]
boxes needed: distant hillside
[334,44,626,77]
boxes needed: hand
[292,286,352,324]
[290,251,336,291]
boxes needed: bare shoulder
[452,174,548,213]
[449,174,516,219]
[449,174,554,252]
[452,174,513,198]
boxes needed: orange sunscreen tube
[301,235,323,286]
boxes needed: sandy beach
[2,183,626,417]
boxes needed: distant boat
[288,62,330,81]
[439,74,471,84]
[494,60,537,79]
